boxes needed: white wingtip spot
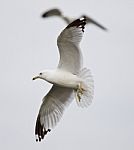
[66,17,86,32]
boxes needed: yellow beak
[32,76,39,80]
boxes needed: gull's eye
[39,73,42,75]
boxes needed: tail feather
[77,68,94,107]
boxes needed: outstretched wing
[41,8,72,24]
[81,15,107,31]
[42,8,62,18]
[35,85,73,142]
[57,17,86,74]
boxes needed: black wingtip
[66,17,86,32]
[42,13,48,18]
[41,8,62,18]
[35,115,51,142]
[82,15,108,31]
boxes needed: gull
[41,8,107,31]
[33,17,94,142]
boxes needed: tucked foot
[76,83,84,102]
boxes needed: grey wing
[35,85,73,142]
[41,8,72,25]
[57,17,86,74]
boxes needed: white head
[32,70,50,81]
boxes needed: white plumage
[57,21,83,74]
[33,17,94,142]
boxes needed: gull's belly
[46,70,81,89]
[55,75,80,89]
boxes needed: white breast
[46,69,81,89]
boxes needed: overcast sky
[0,0,134,150]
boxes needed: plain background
[0,0,134,150]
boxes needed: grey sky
[0,0,134,150]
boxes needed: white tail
[77,68,94,107]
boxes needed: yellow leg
[76,83,84,102]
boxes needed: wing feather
[35,85,73,142]
[57,17,86,74]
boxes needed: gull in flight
[33,17,94,142]
[41,8,107,31]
